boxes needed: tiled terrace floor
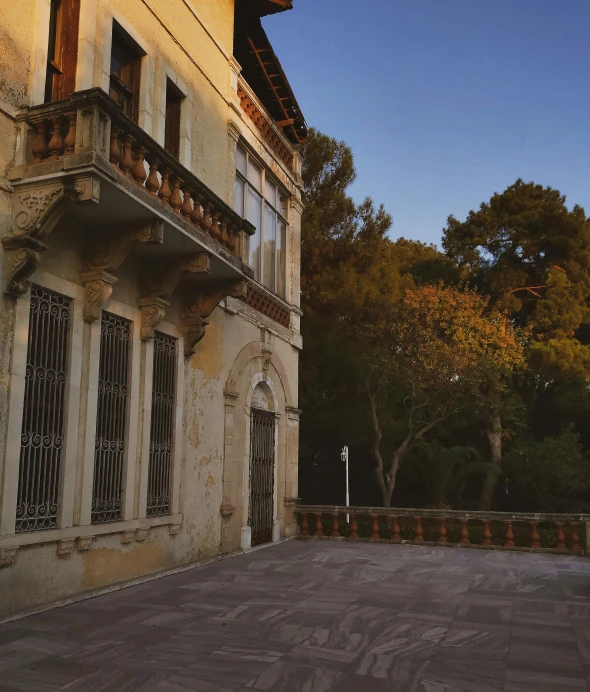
[2,541,590,691]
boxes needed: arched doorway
[248,383,276,546]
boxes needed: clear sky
[263,0,590,247]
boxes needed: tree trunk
[479,413,502,510]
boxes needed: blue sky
[264,0,590,247]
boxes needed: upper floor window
[234,144,288,298]
[164,78,185,159]
[109,21,144,123]
[44,0,80,103]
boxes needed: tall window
[164,78,184,159]
[146,332,177,517]
[109,21,144,123]
[234,144,288,298]
[16,286,72,532]
[91,311,131,523]
[44,0,80,103]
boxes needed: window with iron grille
[91,311,131,523]
[16,285,72,532]
[146,331,177,517]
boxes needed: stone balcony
[4,88,256,354]
[1,539,590,690]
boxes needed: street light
[341,445,349,523]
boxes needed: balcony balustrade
[296,504,590,555]
[5,88,257,353]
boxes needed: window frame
[234,144,289,298]
[44,0,81,103]
[164,78,185,160]
[109,20,145,124]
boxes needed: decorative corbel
[2,235,48,296]
[182,280,247,357]
[3,175,100,295]
[81,219,163,321]
[138,253,210,340]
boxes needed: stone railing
[12,88,255,260]
[296,505,590,555]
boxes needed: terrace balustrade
[296,505,589,555]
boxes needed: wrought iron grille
[16,285,71,532]
[91,311,131,523]
[248,408,275,546]
[146,331,177,516]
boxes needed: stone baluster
[227,224,238,254]
[132,146,148,186]
[119,134,135,178]
[202,203,213,235]
[210,211,221,242]
[331,512,340,538]
[47,116,64,161]
[314,513,323,537]
[570,523,581,553]
[414,516,424,542]
[219,218,230,248]
[299,512,309,538]
[504,521,515,548]
[181,188,193,219]
[145,158,160,197]
[170,178,183,214]
[438,517,448,544]
[32,120,49,163]
[109,126,121,165]
[530,521,540,549]
[460,519,470,545]
[556,522,566,551]
[191,196,203,230]
[63,112,77,155]
[391,516,401,543]
[158,168,172,205]
[370,515,380,540]
[483,520,492,546]
[349,513,359,540]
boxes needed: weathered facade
[0,0,305,618]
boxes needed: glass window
[276,220,286,298]
[247,159,262,191]
[234,146,290,298]
[263,203,276,289]
[236,145,247,175]
[246,187,262,279]
[234,176,245,215]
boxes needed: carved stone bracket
[57,538,75,556]
[138,252,211,340]
[81,220,163,321]
[0,548,18,568]
[138,296,170,341]
[2,235,48,296]
[10,175,99,239]
[77,536,94,551]
[120,530,135,544]
[182,280,247,357]
[135,528,149,542]
[169,523,182,536]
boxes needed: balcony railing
[296,504,590,555]
[11,87,255,262]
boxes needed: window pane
[264,178,277,207]
[247,159,262,191]
[246,186,262,279]
[277,219,287,298]
[234,176,245,215]
[263,203,276,289]
[236,145,247,175]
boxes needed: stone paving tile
[2,540,590,690]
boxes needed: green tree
[443,179,590,508]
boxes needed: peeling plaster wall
[0,0,301,618]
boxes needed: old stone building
[0,0,305,618]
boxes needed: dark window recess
[44,0,80,103]
[16,286,72,532]
[109,21,144,123]
[91,311,131,524]
[164,79,184,159]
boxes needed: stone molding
[285,406,302,421]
